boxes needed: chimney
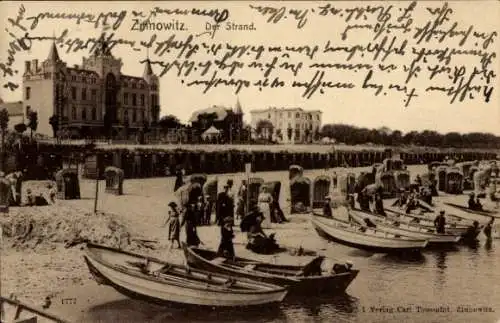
[31,59,38,72]
[25,61,31,73]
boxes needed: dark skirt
[185,221,201,247]
[217,239,235,258]
[168,218,180,241]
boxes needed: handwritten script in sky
[1,2,497,108]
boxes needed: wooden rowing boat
[311,213,428,254]
[385,204,472,226]
[443,202,500,220]
[84,243,288,307]
[384,207,470,236]
[1,296,69,323]
[182,244,359,296]
[348,209,460,245]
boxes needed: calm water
[65,237,500,323]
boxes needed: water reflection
[434,251,447,289]
[84,298,286,322]
[284,294,358,321]
[380,252,426,265]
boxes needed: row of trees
[320,124,500,149]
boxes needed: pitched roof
[143,59,154,78]
[47,42,61,62]
[234,97,243,114]
[0,101,23,116]
[189,105,230,123]
[203,126,221,135]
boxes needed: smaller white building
[249,107,322,144]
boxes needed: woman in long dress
[181,203,201,247]
[257,186,273,228]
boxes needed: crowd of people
[322,168,498,243]
[167,175,286,258]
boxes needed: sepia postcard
[0,0,498,322]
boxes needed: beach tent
[201,126,221,141]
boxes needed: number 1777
[61,298,76,305]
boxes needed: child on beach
[164,201,181,249]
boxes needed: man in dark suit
[216,185,231,226]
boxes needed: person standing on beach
[323,196,332,218]
[217,216,235,259]
[181,203,201,247]
[164,201,181,249]
[195,195,205,226]
[257,186,273,228]
[226,179,235,221]
[216,185,231,226]
[174,168,183,192]
[237,180,247,219]
[203,196,213,225]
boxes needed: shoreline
[1,164,497,322]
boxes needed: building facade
[22,39,160,138]
[250,107,322,144]
[189,98,244,143]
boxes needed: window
[91,107,97,120]
[140,94,145,106]
[81,88,87,100]
[140,83,145,89]
[124,82,128,88]
[82,108,87,120]
[124,93,128,105]
[91,89,97,101]
[268,113,271,119]
[132,109,137,122]
[25,105,31,116]
[141,110,145,121]
[295,113,300,118]
[71,75,76,81]
[288,112,291,118]
[25,87,31,100]
[132,83,136,89]
[132,93,137,106]
[71,87,77,100]
[72,106,77,120]
[150,94,156,106]
[82,77,86,83]
[124,110,129,121]
[316,115,320,121]
[44,73,51,79]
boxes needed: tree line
[320,124,500,149]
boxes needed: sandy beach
[1,164,497,321]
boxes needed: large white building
[21,39,160,138]
[250,107,322,144]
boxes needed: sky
[0,1,499,135]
